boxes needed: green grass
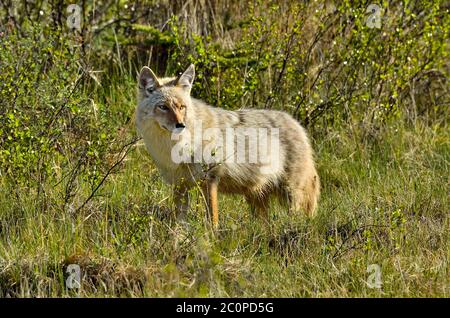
[1,0,448,298]
[0,113,448,297]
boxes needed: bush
[0,24,112,208]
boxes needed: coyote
[136,64,320,228]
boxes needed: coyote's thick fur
[136,64,320,227]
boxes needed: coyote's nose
[175,123,185,129]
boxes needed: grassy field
[0,1,449,297]
[0,116,448,297]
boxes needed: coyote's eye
[179,105,186,110]
[157,104,169,111]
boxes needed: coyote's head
[136,64,195,135]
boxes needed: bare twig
[76,137,141,213]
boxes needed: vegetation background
[0,0,448,297]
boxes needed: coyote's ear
[139,66,161,93]
[177,64,195,93]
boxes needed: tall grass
[0,120,448,297]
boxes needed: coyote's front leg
[202,177,219,229]
[173,184,189,221]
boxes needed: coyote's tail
[286,164,320,217]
